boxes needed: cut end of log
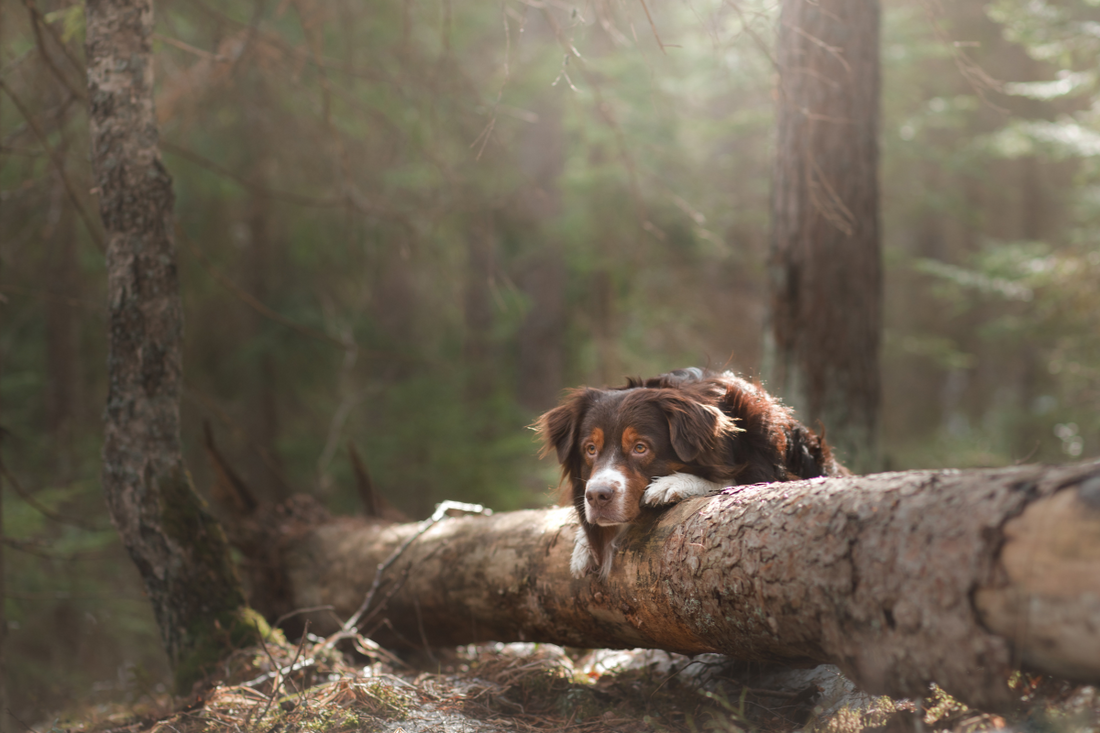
[976,471,1100,682]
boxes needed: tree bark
[766,0,882,473]
[86,0,262,692]
[233,461,1100,713]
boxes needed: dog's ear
[656,392,740,463]
[535,388,597,464]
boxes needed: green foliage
[4,0,1100,719]
[880,0,1100,468]
[43,4,84,44]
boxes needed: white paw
[571,530,595,578]
[641,472,723,507]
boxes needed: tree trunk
[766,0,882,473]
[463,212,497,402]
[232,461,1100,713]
[516,247,567,411]
[245,177,286,502]
[45,166,79,470]
[86,0,262,692]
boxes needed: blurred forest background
[2,0,1099,720]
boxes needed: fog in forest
[1,0,1099,718]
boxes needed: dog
[536,368,846,578]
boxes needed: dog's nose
[586,484,614,506]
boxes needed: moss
[357,680,413,719]
[553,686,605,722]
[808,697,900,733]
[173,606,270,693]
[158,466,243,591]
[295,706,369,733]
[156,465,267,693]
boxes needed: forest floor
[58,634,1100,733]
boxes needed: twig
[790,24,851,75]
[636,0,666,54]
[414,597,438,666]
[153,32,229,62]
[186,0,386,84]
[351,635,407,668]
[273,605,337,630]
[327,501,492,646]
[202,420,258,514]
[25,0,86,101]
[282,621,311,696]
[347,442,380,517]
[25,2,85,73]
[724,0,779,76]
[162,141,350,211]
[470,4,525,161]
[241,658,317,689]
[6,710,40,733]
[230,0,268,76]
[183,385,296,499]
[176,224,352,350]
[538,7,652,240]
[0,283,102,313]
[315,336,361,493]
[920,0,1004,110]
[254,621,282,688]
[355,543,440,631]
[0,462,106,532]
[253,619,309,720]
[0,79,105,252]
[25,0,84,74]
[356,569,408,631]
[3,536,72,559]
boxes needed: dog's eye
[584,443,597,458]
[632,443,648,455]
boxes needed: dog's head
[536,385,740,527]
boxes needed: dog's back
[621,368,845,484]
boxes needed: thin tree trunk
[516,247,567,411]
[245,179,285,501]
[0,301,7,733]
[86,0,261,691]
[230,461,1100,713]
[45,167,78,471]
[767,0,882,473]
[463,212,497,401]
[591,269,620,386]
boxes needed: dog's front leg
[642,472,723,506]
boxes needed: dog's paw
[570,530,595,578]
[642,473,723,506]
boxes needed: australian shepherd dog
[536,368,846,578]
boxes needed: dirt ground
[56,634,1100,733]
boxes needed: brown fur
[536,368,846,575]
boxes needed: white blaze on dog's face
[536,381,742,578]
[577,398,690,527]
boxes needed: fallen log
[229,460,1100,712]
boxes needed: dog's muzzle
[584,467,628,525]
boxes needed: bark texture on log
[234,461,1100,712]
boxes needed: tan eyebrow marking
[622,427,642,452]
[587,427,604,452]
